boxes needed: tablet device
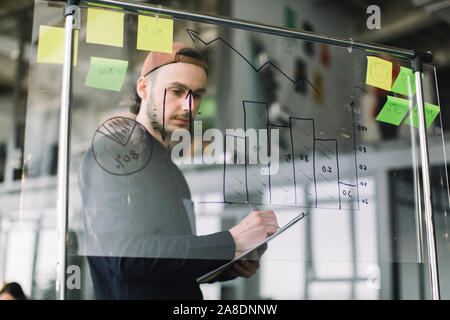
[197,211,310,283]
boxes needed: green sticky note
[391,66,415,96]
[37,25,78,65]
[375,96,410,126]
[366,56,393,91]
[86,8,124,47]
[137,15,173,53]
[404,103,440,129]
[84,57,128,91]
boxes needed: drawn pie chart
[92,116,153,176]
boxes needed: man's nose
[181,95,192,112]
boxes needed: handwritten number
[322,166,332,173]
[114,150,140,170]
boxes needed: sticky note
[37,25,78,65]
[391,66,415,96]
[86,8,124,47]
[375,96,410,126]
[404,103,440,129]
[84,57,128,91]
[366,56,393,91]
[137,15,173,53]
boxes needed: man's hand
[228,210,278,258]
[227,260,260,278]
[227,243,268,278]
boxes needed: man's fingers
[256,243,268,256]
[234,260,259,278]
[238,260,256,269]
[257,210,277,220]
[260,216,279,227]
[251,210,276,220]
[256,212,279,229]
[254,216,279,230]
[227,269,239,278]
[233,262,253,277]
[265,225,279,236]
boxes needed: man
[79,43,279,299]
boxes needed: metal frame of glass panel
[56,0,440,300]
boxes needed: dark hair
[130,91,141,116]
[130,48,207,115]
[0,282,27,300]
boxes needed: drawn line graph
[186,29,320,94]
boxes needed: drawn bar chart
[269,124,296,205]
[314,139,340,209]
[289,118,316,207]
[243,101,271,205]
[223,134,247,203]
[218,100,360,211]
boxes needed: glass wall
[1,0,449,300]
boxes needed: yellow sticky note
[137,15,173,53]
[86,8,124,47]
[37,25,78,65]
[366,56,392,91]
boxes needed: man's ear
[136,76,149,101]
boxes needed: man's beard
[145,100,192,150]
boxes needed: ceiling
[321,0,450,68]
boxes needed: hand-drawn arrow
[186,29,319,94]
